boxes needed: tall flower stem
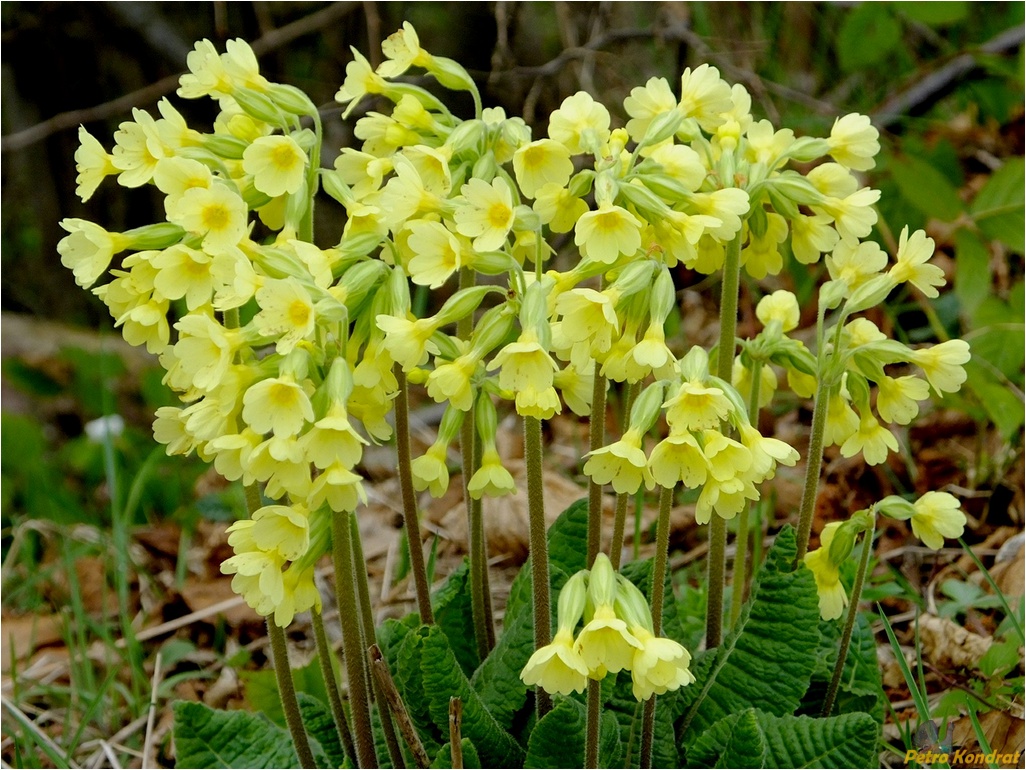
[457,267,495,656]
[640,484,674,768]
[351,514,405,769]
[267,620,316,769]
[708,231,744,647]
[795,373,830,563]
[394,366,434,625]
[311,611,357,765]
[822,517,876,717]
[610,381,640,570]
[331,511,378,768]
[585,364,607,770]
[524,415,552,718]
[730,361,763,626]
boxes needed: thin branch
[141,651,163,769]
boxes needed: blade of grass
[1,696,76,769]
[965,697,999,769]
[878,605,931,722]
[958,538,1025,644]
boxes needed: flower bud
[123,222,185,250]
[610,259,657,299]
[876,495,915,521]
[384,265,411,317]
[435,285,504,327]
[641,109,686,148]
[472,153,498,182]
[470,303,516,358]
[628,381,667,434]
[513,204,541,232]
[678,345,710,383]
[338,260,388,311]
[267,83,318,116]
[618,180,670,219]
[324,356,355,403]
[437,403,465,444]
[770,172,825,206]
[447,120,487,157]
[427,56,476,92]
[200,134,249,160]
[474,391,499,443]
[827,519,858,566]
[587,552,617,607]
[593,171,618,207]
[614,574,654,633]
[557,570,589,632]
[233,87,285,126]
[649,267,676,325]
[786,137,831,163]
[844,273,898,316]
[819,280,847,311]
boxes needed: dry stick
[311,611,357,766]
[609,381,640,570]
[524,415,553,718]
[331,511,378,768]
[394,366,435,625]
[141,651,162,769]
[267,621,317,769]
[449,698,464,769]
[350,514,406,769]
[369,646,430,768]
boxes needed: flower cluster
[520,554,694,701]
[58,23,973,630]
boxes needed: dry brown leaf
[920,614,993,671]
[991,537,1025,599]
[1,613,64,671]
[179,578,261,626]
[950,710,1025,764]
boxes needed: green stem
[795,372,830,564]
[331,511,378,768]
[524,415,552,718]
[298,111,322,243]
[822,517,876,717]
[585,681,601,769]
[587,363,607,563]
[610,382,641,570]
[394,367,435,625]
[640,484,674,767]
[267,620,316,769]
[352,513,406,768]
[312,611,357,766]
[707,231,743,648]
[730,360,763,626]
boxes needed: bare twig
[99,741,122,770]
[0,695,79,769]
[449,698,463,769]
[368,645,431,768]
[141,652,163,769]
[363,2,383,68]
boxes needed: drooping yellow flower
[376,314,440,371]
[554,287,620,358]
[151,244,214,310]
[335,48,390,117]
[513,139,574,199]
[242,135,308,198]
[840,412,898,466]
[74,126,118,202]
[308,461,367,513]
[623,76,677,144]
[744,119,795,168]
[533,183,590,234]
[816,187,881,243]
[825,239,887,296]
[876,375,929,425]
[468,447,517,499]
[453,177,515,252]
[804,522,848,621]
[426,352,479,412]
[689,188,750,241]
[275,563,321,628]
[406,220,463,288]
[910,491,966,550]
[648,432,709,489]
[630,628,696,701]
[790,214,839,265]
[583,427,652,495]
[756,290,800,332]
[488,329,560,415]
[111,108,166,188]
[169,184,249,253]
[574,204,643,264]
[889,227,945,298]
[169,311,237,392]
[376,22,433,78]
[678,64,733,132]
[520,629,589,696]
[739,423,800,483]
[824,389,860,447]
[575,602,644,679]
[663,380,732,432]
[910,340,971,395]
[411,442,450,498]
[828,113,880,172]
[250,504,310,562]
[178,40,234,100]
[58,219,131,289]
[301,407,368,470]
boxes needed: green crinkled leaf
[394,626,445,756]
[971,157,1025,253]
[605,671,680,769]
[172,701,297,769]
[297,693,348,769]
[677,527,821,743]
[433,558,480,677]
[713,709,766,769]
[430,739,481,769]
[804,613,882,720]
[524,698,621,769]
[687,709,879,768]
[471,499,589,729]
[420,625,525,767]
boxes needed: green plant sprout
[56,23,976,769]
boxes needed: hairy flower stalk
[525,415,552,718]
[311,611,357,765]
[609,382,640,570]
[585,364,606,770]
[640,484,674,768]
[267,620,317,768]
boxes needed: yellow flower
[411,443,450,498]
[377,22,432,78]
[151,244,214,311]
[520,629,589,696]
[663,381,732,432]
[844,318,887,348]
[804,522,848,621]
[178,40,234,100]
[548,91,611,155]
[513,139,574,199]
[489,329,559,397]
[828,113,880,172]
[741,212,789,279]
[308,461,367,513]
[553,362,596,417]
[808,163,857,199]
[111,108,166,188]
[275,563,321,627]
[840,413,898,466]
[790,214,839,265]
[335,48,389,117]
[554,287,620,358]
[301,407,368,470]
[242,135,308,197]
[169,184,249,253]
[630,628,696,701]
[910,491,966,550]
[678,64,733,132]
[627,324,678,382]
[406,220,463,288]
[376,314,441,371]
[756,290,800,332]
[454,177,515,252]
[245,436,312,500]
[648,432,709,489]
[744,119,795,167]
[876,375,929,425]
[254,278,317,355]
[575,603,644,678]
[824,389,860,447]
[152,406,195,456]
[623,76,677,144]
[648,144,708,190]
[169,312,237,392]
[242,375,315,437]
[739,424,800,483]
[815,187,881,243]
[251,504,310,561]
[889,227,945,298]
[910,340,971,395]
[58,219,131,288]
[426,352,479,412]
[574,204,643,264]
[689,188,750,241]
[74,126,118,202]
[583,428,651,495]
[703,430,753,484]
[825,240,887,296]
[533,183,589,234]
[468,448,517,499]
[208,429,262,481]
